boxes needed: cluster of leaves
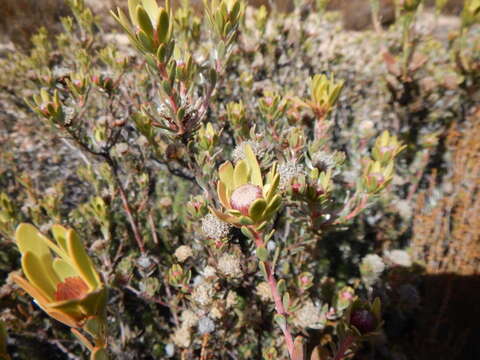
[0,0,478,359]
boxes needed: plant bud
[230,184,263,216]
[350,309,376,334]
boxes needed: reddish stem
[344,195,368,221]
[251,228,295,358]
[116,182,145,254]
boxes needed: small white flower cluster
[226,290,238,308]
[358,119,375,137]
[384,249,412,267]
[278,161,303,190]
[256,282,272,301]
[181,309,199,329]
[198,317,215,334]
[201,214,231,239]
[312,150,338,170]
[203,265,217,278]
[63,106,75,124]
[217,253,243,279]
[171,326,191,348]
[174,245,193,263]
[192,281,216,307]
[232,140,266,162]
[209,301,225,319]
[52,66,71,78]
[360,254,385,286]
[293,300,326,329]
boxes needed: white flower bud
[230,184,263,216]
[174,245,193,263]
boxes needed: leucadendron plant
[211,144,297,356]
[12,224,108,360]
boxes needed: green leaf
[226,208,242,216]
[156,9,170,44]
[248,198,267,222]
[142,0,159,24]
[231,0,241,20]
[136,6,154,38]
[80,287,108,320]
[90,347,108,360]
[156,43,166,63]
[282,292,290,311]
[256,221,268,231]
[0,320,8,356]
[264,173,280,203]
[128,0,141,25]
[258,261,268,278]
[138,30,154,52]
[240,226,254,240]
[256,246,268,261]
[372,297,381,320]
[214,11,225,35]
[274,314,287,330]
[239,216,254,225]
[263,194,282,219]
[16,224,63,292]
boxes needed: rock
[340,0,396,31]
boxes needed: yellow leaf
[218,162,234,191]
[21,252,57,300]
[47,310,80,328]
[51,224,69,252]
[217,180,231,208]
[233,160,249,188]
[11,274,50,306]
[53,258,78,281]
[244,145,262,187]
[16,223,68,261]
[67,230,100,290]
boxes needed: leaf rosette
[212,144,281,227]
[12,224,107,328]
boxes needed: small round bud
[230,184,263,216]
[350,309,376,334]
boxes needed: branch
[251,228,295,359]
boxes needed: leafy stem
[250,226,295,359]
